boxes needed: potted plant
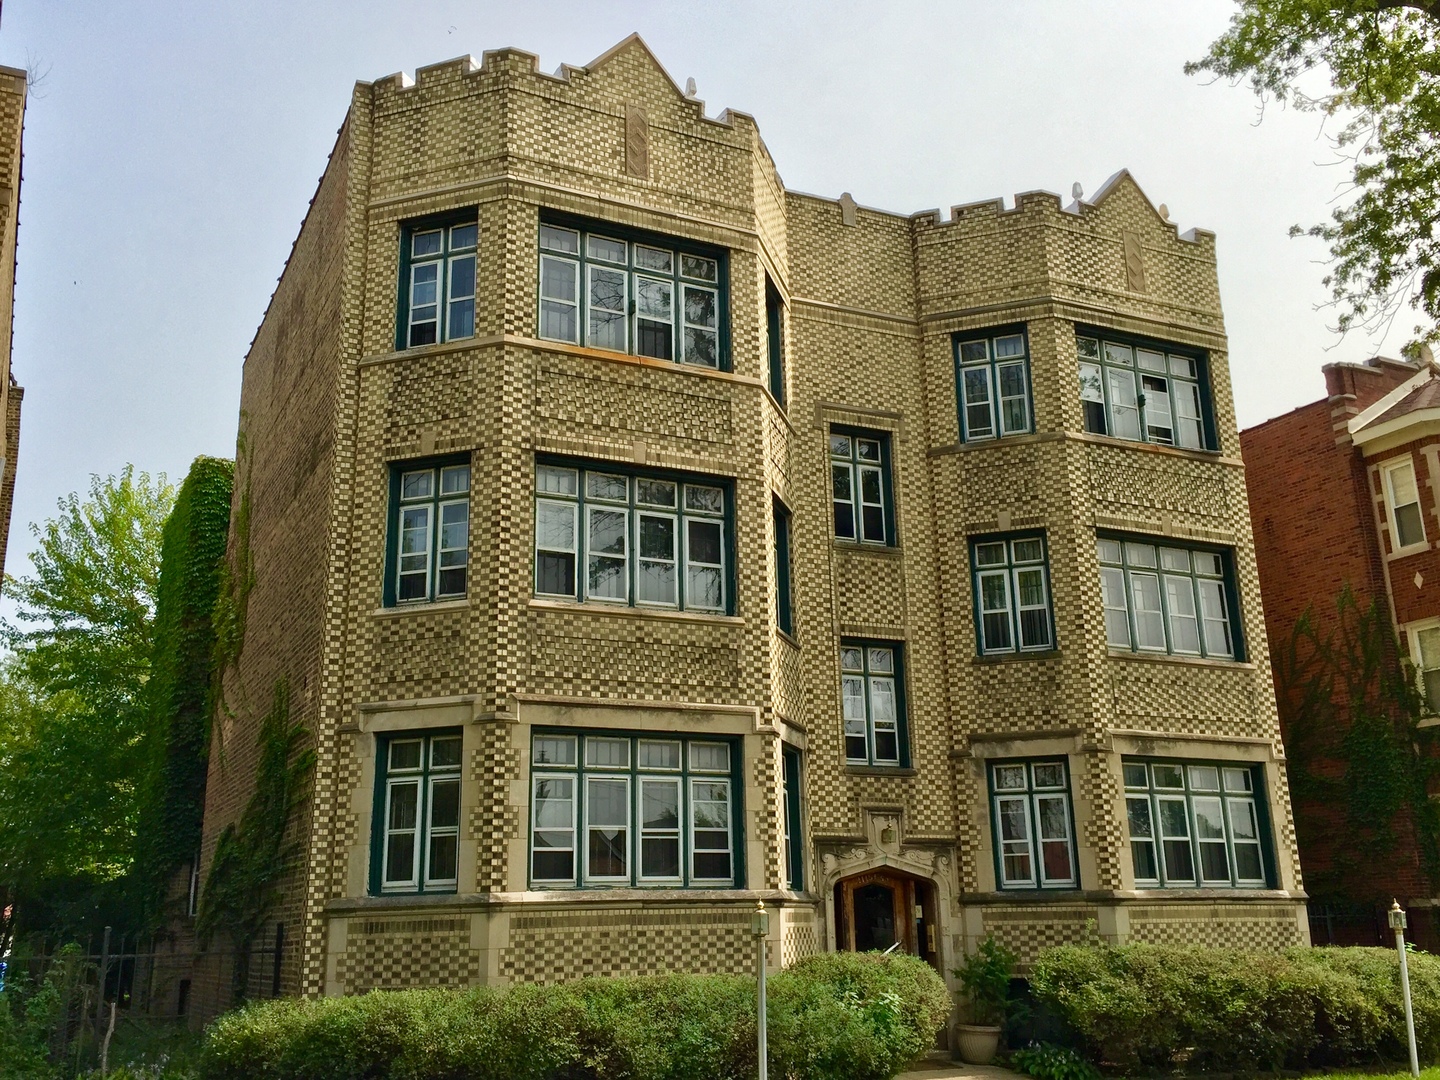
[952,933,1017,1064]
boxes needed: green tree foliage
[1274,586,1440,899]
[1190,1,1440,349]
[133,457,234,926]
[0,468,174,947]
[197,681,313,999]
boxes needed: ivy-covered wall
[135,455,234,923]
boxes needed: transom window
[841,642,906,767]
[1077,334,1207,450]
[1124,760,1268,888]
[973,534,1054,654]
[534,463,729,613]
[375,732,462,894]
[830,430,893,545]
[538,220,725,369]
[956,329,1032,441]
[388,461,470,605]
[529,732,739,888]
[402,220,477,349]
[990,760,1077,889]
[1383,458,1427,550]
[1097,537,1237,659]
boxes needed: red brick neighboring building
[1243,355,1440,945]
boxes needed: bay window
[1077,332,1209,450]
[955,327,1032,441]
[972,533,1055,654]
[372,731,462,894]
[1123,759,1270,888]
[1097,536,1239,659]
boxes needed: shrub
[200,952,949,1080]
[953,934,1017,1025]
[1010,1042,1102,1080]
[1029,943,1440,1073]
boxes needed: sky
[0,0,1414,585]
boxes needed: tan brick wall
[208,36,1308,1013]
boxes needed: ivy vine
[1275,585,1440,899]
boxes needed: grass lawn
[1282,1071,1440,1080]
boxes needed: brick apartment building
[1243,353,1440,945]
[193,35,1308,1025]
[0,63,25,578]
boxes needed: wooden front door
[836,871,939,967]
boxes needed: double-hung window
[841,642,906,767]
[401,219,477,349]
[529,732,740,888]
[1097,537,1238,659]
[388,461,470,605]
[1077,333,1208,449]
[972,534,1054,654]
[1124,760,1269,888]
[538,219,725,369]
[830,430,893,545]
[534,462,729,613]
[990,760,1077,889]
[1408,624,1440,714]
[1383,458,1427,550]
[374,731,462,894]
[956,328,1032,440]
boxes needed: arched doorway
[834,869,940,970]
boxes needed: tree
[0,468,173,949]
[1190,2,1440,349]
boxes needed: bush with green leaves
[1029,943,1440,1073]
[1010,1042,1102,1080]
[201,952,950,1080]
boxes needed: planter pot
[955,1023,1002,1065]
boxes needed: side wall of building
[193,124,353,1016]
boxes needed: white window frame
[1122,759,1269,889]
[840,643,904,767]
[1382,457,1428,552]
[956,331,1032,441]
[1076,334,1206,450]
[404,222,478,349]
[392,463,471,605]
[972,536,1054,654]
[1406,620,1440,717]
[1097,537,1236,660]
[378,733,463,895]
[829,432,891,545]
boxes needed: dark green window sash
[969,531,1055,655]
[1097,532,1244,661]
[829,426,896,546]
[1121,757,1274,889]
[1075,326,1214,451]
[986,757,1080,891]
[840,639,910,768]
[533,457,735,615]
[773,496,794,637]
[395,209,479,352]
[369,729,463,896]
[766,276,786,407]
[528,730,745,890]
[383,455,472,608]
[536,210,731,371]
[954,324,1033,442]
[782,746,804,891]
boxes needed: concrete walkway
[895,1060,1024,1080]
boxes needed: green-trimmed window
[529,732,742,888]
[537,218,726,369]
[766,275,786,407]
[989,759,1078,889]
[1077,331,1210,449]
[972,533,1054,654]
[1123,759,1270,888]
[399,217,477,349]
[372,731,462,895]
[386,460,470,605]
[830,429,894,545]
[956,327,1032,441]
[841,641,907,767]
[782,746,804,890]
[534,462,731,613]
[773,497,794,636]
[1097,536,1239,659]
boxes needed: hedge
[201,951,951,1080]
[1029,943,1440,1073]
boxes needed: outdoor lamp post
[752,899,769,1080]
[1389,899,1420,1078]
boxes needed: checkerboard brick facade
[0,65,25,581]
[195,34,1309,1023]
